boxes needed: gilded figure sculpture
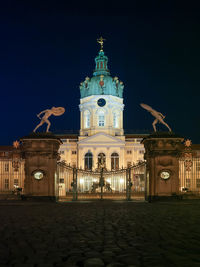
[97,36,106,51]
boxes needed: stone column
[142,132,183,201]
[21,133,61,201]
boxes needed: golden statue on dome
[97,36,106,51]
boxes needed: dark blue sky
[0,1,200,144]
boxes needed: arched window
[111,153,119,170]
[85,152,93,170]
[84,110,90,128]
[98,153,106,169]
[113,112,118,128]
[98,111,105,126]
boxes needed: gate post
[21,133,61,201]
[72,167,78,201]
[142,132,183,201]
[126,168,131,201]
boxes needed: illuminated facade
[0,147,25,193]
[2,40,200,196]
[58,42,146,170]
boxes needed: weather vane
[97,36,106,51]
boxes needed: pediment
[78,132,125,145]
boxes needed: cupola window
[84,110,90,128]
[113,112,118,128]
[98,111,105,126]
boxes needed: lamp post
[72,167,78,201]
[126,167,132,201]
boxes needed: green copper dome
[80,49,124,99]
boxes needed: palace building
[0,39,147,195]
[57,39,147,171]
[1,39,200,197]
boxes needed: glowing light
[106,178,111,183]
[80,178,84,184]
[93,178,98,182]
[120,178,124,184]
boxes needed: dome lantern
[93,37,110,76]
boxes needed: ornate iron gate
[57,162,146,201]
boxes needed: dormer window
[98,111,105,126]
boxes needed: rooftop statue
[140,103,172,132]
[33,107,65,133]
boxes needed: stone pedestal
[142,132,183,201]
[21,133,61,201]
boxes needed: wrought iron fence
[0,159,25,194]
[57,161,146,201]
[179,157,200,194]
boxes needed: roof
[0,146,13,151]
[55,134,79,139]
[125,134,149,139]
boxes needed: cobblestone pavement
[0,200,200,267]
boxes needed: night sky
[0,1,200,145]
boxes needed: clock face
[97,98,106,107]
[160,171,170,180]
[34,171,44,180]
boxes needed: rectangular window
[60,151,65,155]
[5,179,9,189]
[86,116,90,128]
[127,150,132,154]
[5,163,9,172]
[59,178,64,183]
[72,151,77,155]
[139,150,144,154]
[14,179,18,186]
[113,113,118,128]
[98,115,105,126]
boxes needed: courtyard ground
[0,200,200,267]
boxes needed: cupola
[79,37,124,99]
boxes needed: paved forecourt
[0,200,200,266]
